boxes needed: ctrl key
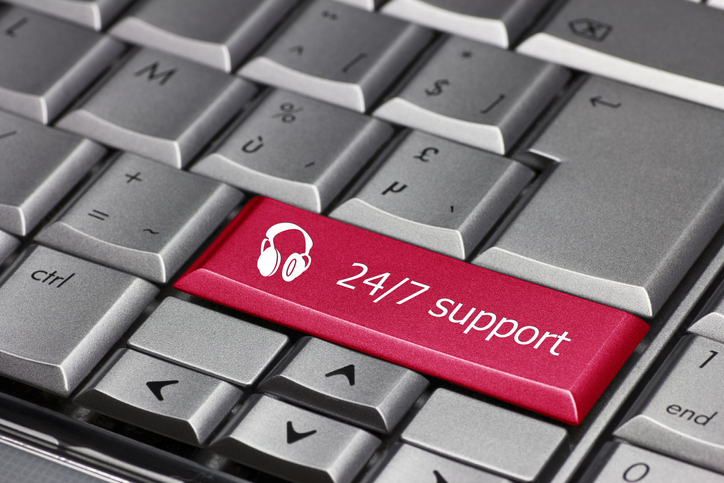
[0,246,158,396]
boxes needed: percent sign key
[272,102,303,123]
[175,197,649,425]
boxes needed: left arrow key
[76,349,242,446]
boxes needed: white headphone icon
[257,222,313,282]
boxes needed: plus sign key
[37,153,242,283]
[175,197,649,425]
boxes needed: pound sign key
[425,79,449,97]
[414,147,439,162]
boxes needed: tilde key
[174,197,649,425]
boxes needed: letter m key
[134,62,177,86]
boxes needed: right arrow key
[259,337,428,433]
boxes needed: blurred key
[109,0,298,72]
[402,389,567,482]
[710,0,724,9]
[129,298,288,387]
[0,437,128,483]
[37,153,243,283]
[238,0,433,112]
[0,6,124,123]
[582,443,724,483]
[0,110,106,236]
[516,0,724,111]
[373,444,510,483]
[57,48,257,168]
[382,0,553,48]
[333,0,383,11]
[475,77,724,318]
[614,335,724,473]
[259,336,428,433]
[76,349,242,446]
[212,394,380,483]
[374,36,569,154]
[0,246,158,396]
[372,444,512,483]
[4,0,133,30]
[0,231,19,264]
[331,130,534,259]
[192,89,394,213]
[689,286,724,344]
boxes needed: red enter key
[175,197,648,425]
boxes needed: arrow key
[212,394,380,483]
[75,349,242,446]
[371,444,512,483]
[259,337,428,433]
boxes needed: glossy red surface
[175,197,649,425]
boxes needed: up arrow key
[146,379,179,401]
[325,364,355,386]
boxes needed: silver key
[238,0,433,112]
[402,389,567,482]
[333,0,383,11]
[129,298,288,387]
[212,394,380,483]
[0,110,106,236]
[192,89,394,213]
[109,0,298,72]
[0,436,127,483]
[516,0,724,111]
[583,442,724,483]
[0,7,125,124]
[4,0,133,30]
[474,76,724,318]
[688,298,724,344]
[614,335,724,473]
[372,444,513,483]
[37,153,243,284]
[711,0,724,9]
[258,336,428,433]
[76,349,242,446]
[0,231,19,264]
[0,246,158,396]
[689,288,724,344]
[374,36,569,154]
[331,130,534,259]
[57,48,257,168]
[382,0,554,48]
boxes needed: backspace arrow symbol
[286,421,317,444]
[146,380,179,401]
[325,364,355,386]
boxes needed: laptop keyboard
[1,0,724,482]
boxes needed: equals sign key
[88,209,109,221]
